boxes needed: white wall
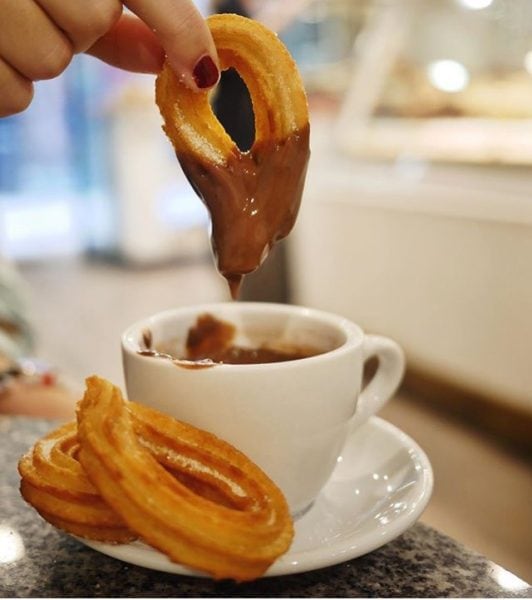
[289,122,532,414]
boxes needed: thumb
[123,0,219,90]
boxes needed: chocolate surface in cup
[176,125,310,299]
[140,313,323,366]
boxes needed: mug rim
[121,302,364,369]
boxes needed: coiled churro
[19,376,293,581]
[18,421,135,543]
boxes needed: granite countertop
[1,416,530,598]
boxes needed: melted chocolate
[185,313,236,361]
[142,329,153,349]
[139,313,322,367]
[196,344,317,365]
[176,125,310,299]
[139,328,174,361]
[185,313,319,364]
[139,325,217,369]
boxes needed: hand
[0,0,220,117]
[0,378,78,421]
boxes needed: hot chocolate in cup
[121,302,405,516]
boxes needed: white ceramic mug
[122,302,405,516]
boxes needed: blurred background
[0,0,530,586]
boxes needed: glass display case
[286,0,532,164]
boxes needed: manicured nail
[193,55,219,89]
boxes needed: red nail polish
[193,55,219,89]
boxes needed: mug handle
[350,335,405,429]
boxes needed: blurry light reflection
[0,524,26,564]
[490,564,529,592]
[456,0,493,9]
[427,60,470,93]
[524,51,532,75]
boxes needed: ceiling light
[427,60,470,93]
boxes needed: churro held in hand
[156,14,310,297]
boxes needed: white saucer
[81,417,433,577]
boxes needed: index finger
[124,0,219,90]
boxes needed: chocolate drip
[176,125,310,299]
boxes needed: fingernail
[193,55,219,89]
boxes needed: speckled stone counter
[2,416,530,598]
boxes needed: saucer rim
[276,416,434,575]
[79,416,434,578]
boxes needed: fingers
[86,13,165,74]
[0,0,220,118]
[34,0,123,53]
[0,0,72,82]
[0,0,141,119]
[0,58,34,117]
[123,0,220,90]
